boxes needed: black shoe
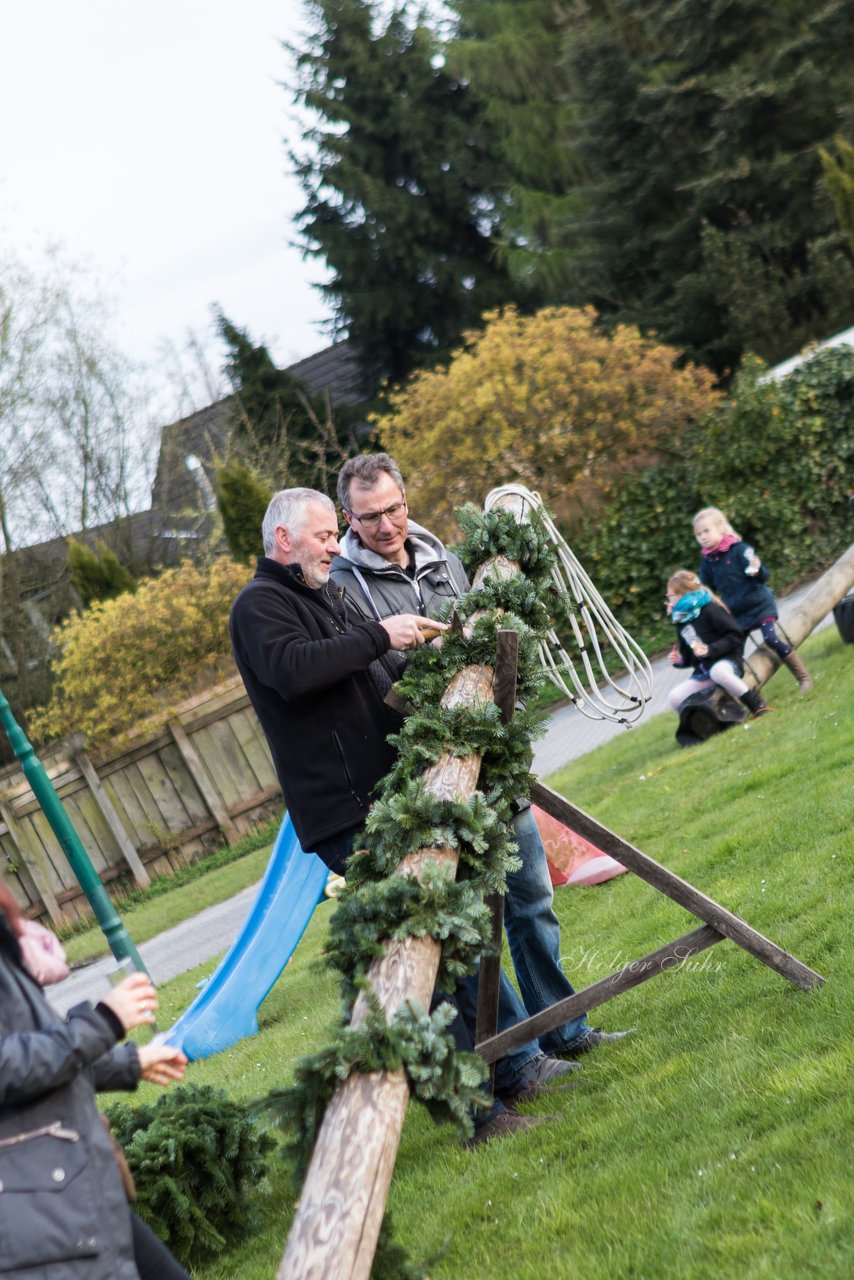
[463,1110,551,1149]
[739,689,773,718]
[561,1027,636,1057]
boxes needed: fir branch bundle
[456,501,555,585]
[326,863,495,1004]
[260,994,488,1175]
[106,1084,275,1268]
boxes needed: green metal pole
[0,689,147,972]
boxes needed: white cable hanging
[484,483,654,726]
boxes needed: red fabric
[701,532,739,556]
[533,805,628,887]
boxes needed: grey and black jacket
[331,523,535,815]
[0,918,141,1279]
[331,521,469,623]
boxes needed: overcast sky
[0,1,335,375]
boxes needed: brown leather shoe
[463,1111,552,1149]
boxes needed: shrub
[106,1084,275,1268]
[376,305,720,539]
[214,459,272,563]
[67,538,136,608]
[574,459,701,649]
[30,557,252,745]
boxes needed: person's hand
[137,1044,188,1086]
[381,614,449,651]
[102,973,158,1033]
[669,644,680,665]
[691,640,709,658]
[747,554,761,575]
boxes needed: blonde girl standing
[693,507,813,690]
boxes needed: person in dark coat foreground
[0,878,189,1280]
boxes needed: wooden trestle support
[279,506,841,1280]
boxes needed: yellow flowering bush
[376,306,720,537]
[31,558,253,746]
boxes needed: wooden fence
[0,677,282,926]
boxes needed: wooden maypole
[278,494,528,1280]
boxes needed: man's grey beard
[302,564,330,589]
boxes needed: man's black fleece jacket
[229,556,401,849]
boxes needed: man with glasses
[331,453,632,1060]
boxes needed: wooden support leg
[531,780,824,991]
[475,891,504,1088]
[476,925,723,1063]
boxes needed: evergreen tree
[289,0,525,388]
[562,0,854,374]
[215,309,355,493]
[216,309,318,453]
[820,136,854,254]
[214,460,272,564]
[449,0,580,298]
[67,538,135,609]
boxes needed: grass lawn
[131,626,852,1279]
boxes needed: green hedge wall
[574,346,854,653]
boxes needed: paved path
[47,581,833,1013]
[47,883,260,1012]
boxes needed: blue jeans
[455,968,541,1097]
[504,806,590,1053]
[312,825,542,1095]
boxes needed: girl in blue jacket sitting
[666,569,771,719]
[693,506,813,690]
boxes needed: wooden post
[746,541,854,687]
[476,926,724,1062]
[0,800,63,925]
[279,668,493,1280]
[72,746,150,889]
[475,630,519,1059]
[167,720,239,845]
[280,499,530,1280]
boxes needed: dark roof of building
[285,339,367,406]
[150,397,234,519]
[150,339,369,519]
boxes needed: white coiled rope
[484,484,653,725]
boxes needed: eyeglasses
[347,499,407,529]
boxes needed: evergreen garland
[456,501,555,585]
[260,994,488,1173]
[326,864,495,1004]
[259,505,555,1278]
